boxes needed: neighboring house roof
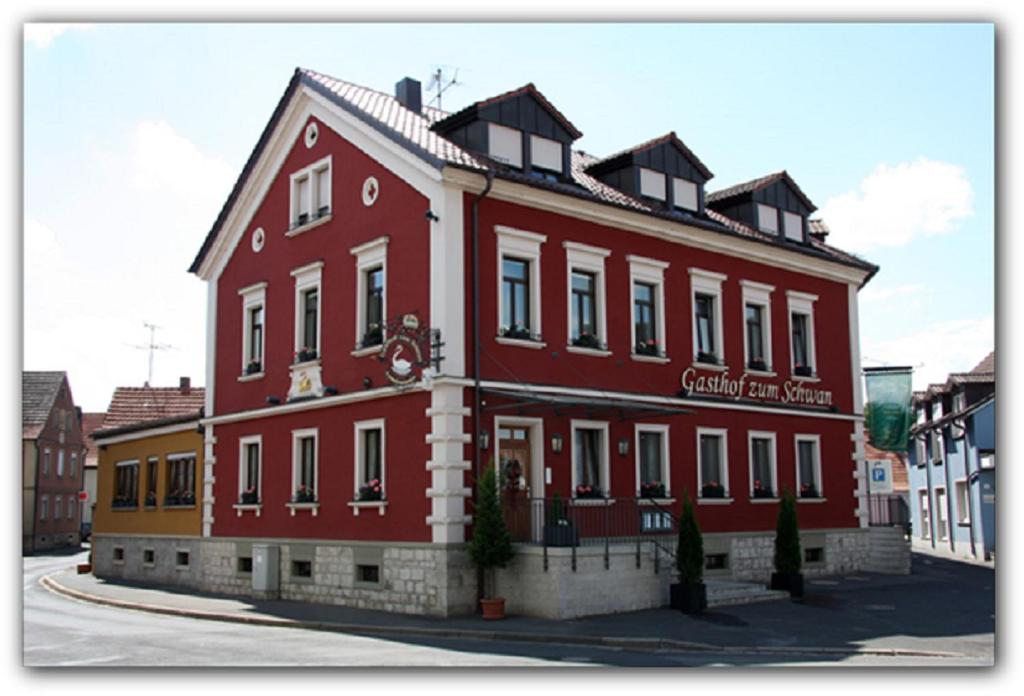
[22,371,67,439]
[864,440,909,493]
[706,170,817,212]
[970,351,994,374]
[99,384,205,431]
[189,68,876,282]
[81,412,107,467]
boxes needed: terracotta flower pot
[76,563,92,574]
[480,597,506,620]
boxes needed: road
[23,549,993,667]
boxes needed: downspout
[960,414,978,559]
[921,429,936,548]
[942,425,956,554]
[31,441,41,553]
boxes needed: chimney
[179,376,191,394]
[395,77,422,113]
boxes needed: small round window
[362,176,380,207]
[304,121,319,149]
[251,227,265,253]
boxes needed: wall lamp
[618,437,630,456]
[324,386,339,396]
[362,377,373,389]
[479,430,490,450]
[266,395,281,405]
[425,209,440,222]
[550,433,563,453]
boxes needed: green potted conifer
[770,490,804,597]
[670,491,707,614]
[469,466,516,619]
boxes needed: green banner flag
[863,369,914,452]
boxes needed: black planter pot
[770,572,805,598]
[670,582,707,614]
[543,523,578,547]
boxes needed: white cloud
[862,315,994,391]
[820,157,974,253]
[859,283,927,303]
[24,23,93,49]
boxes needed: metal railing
[868,493,911,535]
[500,495,681,573]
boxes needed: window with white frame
[289,155,332,229]
[783,211,804,242]
[571,420,609,498]
[165,453,196,506]
[635,424,670,498]
[935,488,948,540]
[70,452,77,478]
[748,432,777,498]
[628,255,669,359]
[355,419,386,501]
[916,437,928,468]
[57,450,64,477]
[795,435,822,498]
[114,460,139,508]
[67,496,75,520]
[787,290,818,377]
[43,448,50,477]
[292,429,318,502]
[530,134,562,175]
[238,281,267,375]
[929,429,942,463]
[351,237,389,350]
[565,242,610,351]
[290,261,323,361]
[496,226,546,342]
[673,177,699,212]
[489,124,523,168]
[954,479,970,524]
[639,168,667,201]
[689,268,726,365]
[239,435,262,505]
[757,203,778,234]
[40,495,48,521]
[919,489,930,539]
[740,280,774,372]
[54,495,62,521]
[697,428,729,499]
[145,457,158,506]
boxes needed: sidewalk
[41,562,988,660]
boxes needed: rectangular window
[791,312,810,372]
[930,430,942,463]
[805,548,824,563]
[698,430,728,498]
[43,448,50,477]
[783,211,804,242]
[629,255,669,360]
[489,123,523,168]
[355,420,386,501]
[955,480,970,524]
[144,549,156,565]
[249,306,264,366]
[935,488,948,540]
[757,203,778,233]
[302,287,318,352]
[67,497,75,520]
[113,546,124,563]
[176,551,190,568]
[639,168,666,201]
[239,281,267,375]
[70,452,77,478]
[363,266,385,346]
[740,280,774,372]
[238,557,253,574]
[530,134,562,173]
[633,281,658,355]
[292,429,318,502]
[746,304,765,365]
[165,454,196,506]
[54,495,62,521]
[796,436,822,498]
[292,560,312,579]
[571,271,598,342]
[114,461,139,508]
[296,174,310,224]
[636,425,669,497]
[289,155,332,229]
[239,437,262,504]
[749,433,776,498]
[315,165,331,217]
[357,564,381,584]
[919,490,931,539]
[695,293,716,358]
[572,421,608,498]
[565,242,610,351]
[57,450,64,477]
[291,261,323,361]
[351,237,388,351]
[673,177,699,212]
[705,553,729,570]
[787,291,817,376]
[502,257,531,335]
[40,495,49,521]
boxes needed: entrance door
[498,427,532,542]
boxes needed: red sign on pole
[78,490,89,502]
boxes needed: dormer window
[530,134,562,176]
[783,211,804,242]
[489,124,523,168]
[673,177,699,212]
[757,204,779,234]
[639,168,666,201]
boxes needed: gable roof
[583,131,714,181]
[706,170,817,213]
[22,371,68,439]
[81,412,106,466]
[431,82,583,140]
[100,384,205,431]
[190,69,873,281]
[970,351,994,375]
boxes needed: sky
[21,22,995,411]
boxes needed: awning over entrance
[481,387,693,421]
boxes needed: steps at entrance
[705,580,790,608]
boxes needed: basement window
[804,548,824,564]
[704,553,729,570]
[143,549,155,566]
[176,550,190,568]
[113,546,125,564]
[238,556,253,574]
[292,560,313,579]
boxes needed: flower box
[245,360,262,375]
[239,489,260,505]
[293,487,316,504]
[574,484,603,500]
[361,325,383,348]
[701,483,726,499]
[747,358,768,371]
[696,351,719,365]
[294,348,318,364]
[799,484,820,499]
[500,325,534,341]
[635,341,661,357]
[357,479,383,502]
[640,482,666,498]
[794,365,814,377]
[572,333,604,350]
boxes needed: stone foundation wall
[93,535,203,589]
[726,528,872,582]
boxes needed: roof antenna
[426,66,461,112]
[127,322,175,387]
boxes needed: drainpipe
[31,442,41,554]
[920,430,936,548]
[961,415,978,559]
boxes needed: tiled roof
[808,219,829,236]
[190,68,875,280]
[583,131,714,180]
[864,439,909,492]
[22,371,67,438]
[707,170,817,212]
[100,385,205,430]
[434,82,583,140]
[81,412,106,467]
[970,351,994,375]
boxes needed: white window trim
[238,435,263,501]
[634,424,671,496]
[740,279,775,373]
[57,449,64,477]
[689,268,726,363]
[291,261,324,357]
[919,488,931,539]
[794,434,823,497]
[954,478,970,525]
[935,487,948,540]
[696,427,730,500]
[292,428,319,498]
[354,418,387,499]
[747,431,778,498]
[628,255,669,361]
[43,447,50,476]
[496,226,546,342]
[239,281,267,376]
[565,241,611,351]
[288,154,332,231]
[351,236,389,351]
[787,290,818,376]
[570,419,610,498]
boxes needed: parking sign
[868,459,893,494]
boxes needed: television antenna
[426,67,462,111]
[127,322,175,386]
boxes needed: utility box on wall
[252,544,279,597]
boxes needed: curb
[40,573,966,660]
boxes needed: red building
[183,69,881,618]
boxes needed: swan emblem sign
[379,321,425,386]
